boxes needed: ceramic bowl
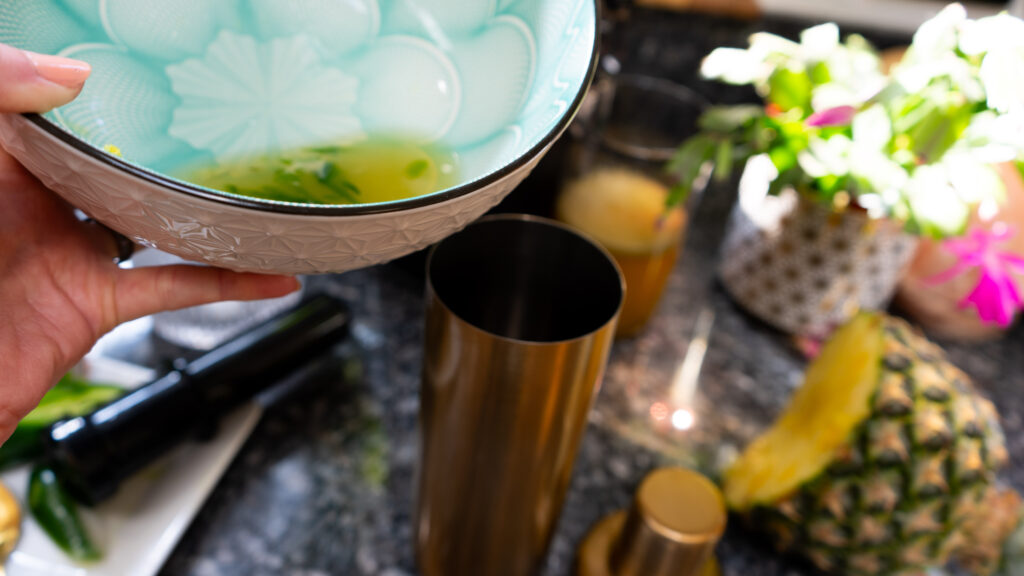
[0,0,597,274]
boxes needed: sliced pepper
[0,374,122,471]
[28,465,101,562]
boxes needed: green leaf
[405,159,429,179]
[767,168,802,196]
[754,123,779,150]
[306,145,344,154]
[666,134,713,174]
[664,134,718,207]
[715,140,734,182]
[892,92,930,134]
[315,160,336,183]
[809,61,831,85]
[768,146,797,173]
[815,173,843,194]
[768,65,813,112]
[698,105,764,133]
[906,99,974,163]
[29,466,102,562]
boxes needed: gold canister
[578,467,726,576]
[417,215,625,576]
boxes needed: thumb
[112,265,301,326]
[0,43,90,113]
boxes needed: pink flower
[962,270,1023,326]
[929,225,1024,326]
[805,105,856,127]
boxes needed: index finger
[0,43,90,114]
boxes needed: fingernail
[25,51,91,89]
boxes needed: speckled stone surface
[102,10,1023,576]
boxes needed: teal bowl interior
[1,0,596,211]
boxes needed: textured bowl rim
[20,4,600,217]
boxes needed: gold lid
[609,467,726,576]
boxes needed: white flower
[909,3,967,62]
[808,32,884,110]
[959,13,1024,56]
[811,74,883,111]
[166,31,364,160]
[980,46,1024,114]
[850,148,908,204]
[942,150,1006,205]
[748,32,800,62]
[701,32,803,86]
[700,47,767,85]
[895,53,982,99]
[799,23,839,59]
[852,104,892,151]
[958,110,1024,163]
[798,134,852,178]
[906,164,970,236]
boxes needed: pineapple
[951,486,1022,575]
[725,313,1009,575]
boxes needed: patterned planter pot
[719,188,919,338]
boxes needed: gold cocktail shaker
[417,215,625,576]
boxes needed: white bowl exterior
[0,113,541,274]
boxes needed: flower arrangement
[670,4,1024,326]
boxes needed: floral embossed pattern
[1,0,594,183]
[166,32,363,160]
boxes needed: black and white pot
[719,185,918,338]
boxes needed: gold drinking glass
[558,74,706,337]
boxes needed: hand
[0,43,300,443]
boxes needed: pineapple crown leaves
[666,4,1024,240]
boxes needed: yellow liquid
[610,244,680,337]
[556,167,686,338]
[178,138,458,205]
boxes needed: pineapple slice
[725,313,884,511]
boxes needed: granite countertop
[98,10,1024,576]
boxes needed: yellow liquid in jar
[557,167,686,337]
[608,243,680,337]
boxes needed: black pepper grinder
[41,294,350,505]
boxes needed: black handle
[43,294,351,505]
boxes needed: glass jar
[556,73,706,337]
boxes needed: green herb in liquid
[179,138,458,205]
